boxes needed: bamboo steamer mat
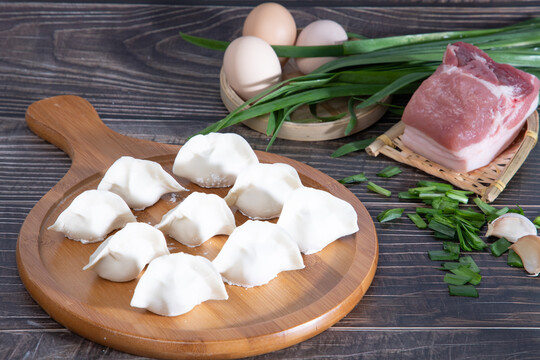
[17,95,378,359]
[366,111,539,203]
[220,65,390,141]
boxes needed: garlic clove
[484,213,537,243]
[510,235,540,276]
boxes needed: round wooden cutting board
[16,95,378,359]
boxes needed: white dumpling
[277,187,359,254]
[224,163,303,220]
[173,132,258,188]
[83,222,170,282]
[155,192,235,247]
[130,252,228,316]
[48,189,136,244]
[212,220,304,288]
[97,156,187,210]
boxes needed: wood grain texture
[17,95,377,359]
[2,2,540,359]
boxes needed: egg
[242,3,296,47]
[223,36,282,101]
[295,20,348,74]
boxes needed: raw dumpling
[130,252,228,316]
[277,187,359,254]
[48,189,136,244]
[212,220,304,287]
[224,163,303,219]
[173,132,258,188]
[83,222,170,282]
[97,156,187,210]
[155,192,236,247]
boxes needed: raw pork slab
[401,41,539,173]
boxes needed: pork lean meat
[401,42,539,173]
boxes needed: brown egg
[223,36,282,101]
[243,3,296,65]
[295,20,348,74]
[243,3,296,46]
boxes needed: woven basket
[366,111,539,203]
[219,67,390,142]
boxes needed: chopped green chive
[507,249,524,268]
[398,191,420,200]
[534,216,540,229]
[444,273,472,286]
[376,208,404,223]
[450,266,482,285]
[429,250,459,261]
[473,197,497,216]
[367,181,392,197]
[448,284,479,298]
[331,137,376,158]
[459,256,480,273]
[408,186,437,194]
[376,165,402,178]
[407,213,427,229]
[338,173,368,184]
[491,237,512,257]
[416,181,454,192]
[445,189,472,204]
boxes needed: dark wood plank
[1,2,540,359]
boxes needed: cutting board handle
[25,95,175,175]
[26,95,123,163]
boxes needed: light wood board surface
[16,95,378,359]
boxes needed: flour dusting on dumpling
[48,189,136,244]
[98,156,186,210]
[212,220,304,288]
[130,253,228,316]
[224,163,303,220]
[277,187,359,254]
[155,192,235,247]
[173,133,258,188]
[83,222,170,282]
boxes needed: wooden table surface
[2,1,540,359]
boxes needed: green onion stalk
[181,17,540,150]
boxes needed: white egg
[223,36,282,101]
[295,20,348,74]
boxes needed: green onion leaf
[439,262,465,271]
[377,165,402,178]
[487,207,510,222]
[407,213,427,229]
[339,173,368,184]
[473,197,497,216]
[368,181,392,197]
[445,189,472,204]
[448,284,479,298]
[444,273,472,286]
[377,208,404,223]
[443,241,460,255]
[429,250,459,261]
[507,249,524,268]
[450,266,482,285]
[459,256,480,273]
[331,137,376,158]
[416,181,453,192]
[408,186,437,194]
[398,191,419,200]
[534,216,540,229]
[491,237,512,257]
